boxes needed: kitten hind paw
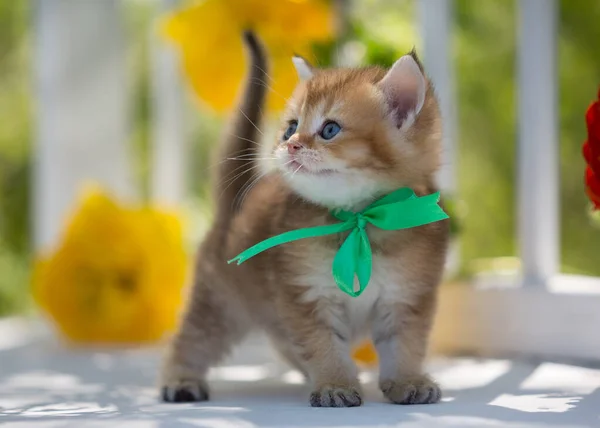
[161,379,210,403]
[380,375,441,405]
[309,385,363,407]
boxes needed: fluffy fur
[160,32,449,407]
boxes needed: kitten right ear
[377,54,426,129]
[292,55,314,80]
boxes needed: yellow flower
[33,188,188,344]
[162,0,335,112]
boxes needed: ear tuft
[377,54,426,129]
[408,47,424,72]
[292,55,314,80]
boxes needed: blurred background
[0,0,599,340]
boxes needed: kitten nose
[287,143,303,154]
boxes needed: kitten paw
[380,375,441,405]
[161,379,210,403]
[309,385,363,407]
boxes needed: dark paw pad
[161,380,209,403]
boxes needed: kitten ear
[377,54,427,128]
[292,55,314,80]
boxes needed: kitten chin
[278,168,388,211]
[160,32,449,408]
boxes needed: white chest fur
[298,244,414,343]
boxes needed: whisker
[252,64,275,83]
[238,109,264,136]
[215,150,261,170]
[221,163,263,187]
[222,157,277,173]
[217,149,258,162]
[232,157,293,196]
[311,52,322,68]
[226,156,277,162]
[249,78,290,104]
[216,150,277,178]
[291,164,303,179]
[200,148,258,173]
[233,171,266,212]
[219,161,260,182]
[219,168,263,211]
[228,133,262,147]
[231,147,259,154]
[226,153,274,159]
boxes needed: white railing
[424,0,600,362]
[150,0,186,207]
[33,0,134,252]
[418,0,456,194]
[517,0,559,288]
[418,0,459,274]
[34,0,185,251]
[419,0,560,288]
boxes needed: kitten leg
[372,295,441,405]
[275,299,362,407]
[160,283,249,402]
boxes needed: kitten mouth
[287,160,336,176]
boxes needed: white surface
[432,279,600,362]
[517,0,559,287]
[1,319,599,427]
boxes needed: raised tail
[214,30,268,228]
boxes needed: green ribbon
[228,188,449,297]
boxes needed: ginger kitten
[160,31,449,407]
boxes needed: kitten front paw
[161,378,210,403]
[309,385,363,407]
[380,375,441,405]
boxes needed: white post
[517,0,559,287]
[150,0,185,206]
[33,0,133,251]
[418,0,456,192]
[418,0,458,275]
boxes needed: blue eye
[283,121,298,140]
[320,121,341,140]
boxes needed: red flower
[583,87,600,209]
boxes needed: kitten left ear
[377,54,427,128]
[292,55,314,80]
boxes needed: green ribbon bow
[228,188,448,297]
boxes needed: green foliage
[0,0,31,315]
[454,0,518,265]
[124,0,157,201]
[0,243,30,315]
[442,195,464,237]
[353,22,398,68]
[311,41,337,67]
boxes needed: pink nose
[287,143,303,154]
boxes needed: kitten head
[273,53,442,209]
